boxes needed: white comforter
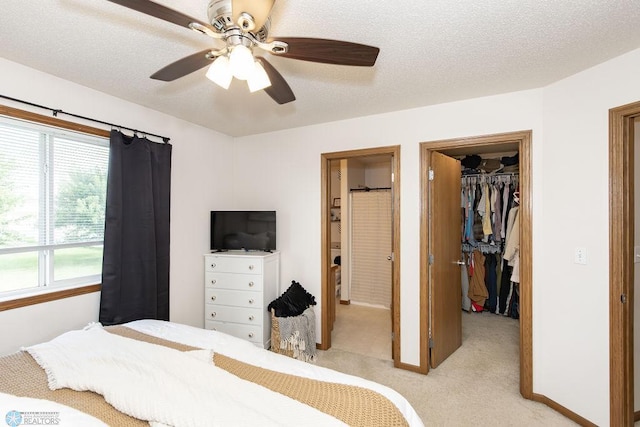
[126,319,424,427]
[25,323,345,427]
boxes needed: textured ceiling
[2,1,640,137]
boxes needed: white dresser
[204,251,280,348]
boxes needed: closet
[423,131,531,379]
[457,152,520,319]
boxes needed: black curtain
[99,130,172,325]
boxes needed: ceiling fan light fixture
[229,44,255,80]
[247,61,271,92]
[205,55,232,89]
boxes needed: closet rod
[462,242,503,254]
[461,171,518,177]
[0,94,170,143]
[350,187,391,192]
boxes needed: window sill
[0,284,102,312]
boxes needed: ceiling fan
[106,0,380,104]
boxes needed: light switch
[574,247,587,265]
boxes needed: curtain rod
[350,187,391,192]
[0,94,170,143]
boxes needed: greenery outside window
[0,115,108,297]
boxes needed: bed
[0,319,423,426]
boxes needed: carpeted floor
[315,304,577,426]
[330,301,393,360]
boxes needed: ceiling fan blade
[232,0,275,31]
[106,0,217,34]
[268,37,380,66]
[150,49,215,81]
[256,57,295,105]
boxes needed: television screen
[210,211,276,251]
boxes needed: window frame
[0,104,109,310]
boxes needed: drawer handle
[210,263,216,268]
[248,281,254,287]
[248,332,254,338]
[249,315,255,321]
[249,298,255,304]
[210,295,216,301]
[211,279,217,285]
[211,312,217,318]
[248,265,254,270]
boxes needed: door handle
[455,260,465,265]
[387,256,392,261]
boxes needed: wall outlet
[574,247,587,265]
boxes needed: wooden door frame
[419,130,533,396]
[320,145,401,367]
[609,101,640,426]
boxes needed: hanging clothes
[484,253,498,313]
[501,182,510,239]
[460,168,520,319]
[504,206,520,284]
[498,260,513,314]
[501,198,520,316]
[461,253,472,312]
[492,183,502,242]
[468,250,488,308]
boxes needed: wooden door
[429,151,462,368]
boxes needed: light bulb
[247,61,272,92]
[205,56,232,89]
[229,45,255,81]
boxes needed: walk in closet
[423,131,531,379]
[458,152,520,319]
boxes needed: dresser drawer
[205,288,264,309]
[204,272,263,291]
[203,251,278,349]
[205,305,263,325]
[205,320,263,344]
[204,256,263,274]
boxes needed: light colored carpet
[331,301,392,360]
[316,306,578,426]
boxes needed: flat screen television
[210,210,276,252]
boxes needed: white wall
[232,89,544,368]
[233,47,640,425]
[536,48,640,425]
[365,161,392,188]
[0,58,234,355]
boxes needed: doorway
[420,130,533,398]
[609,101,640,426]
[320,146,401,366]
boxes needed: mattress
[0,319,423,427]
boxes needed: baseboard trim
[394,360,427,374]
[634,410,640,422]
[531,393,596,426]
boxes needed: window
[0,115,109,297]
